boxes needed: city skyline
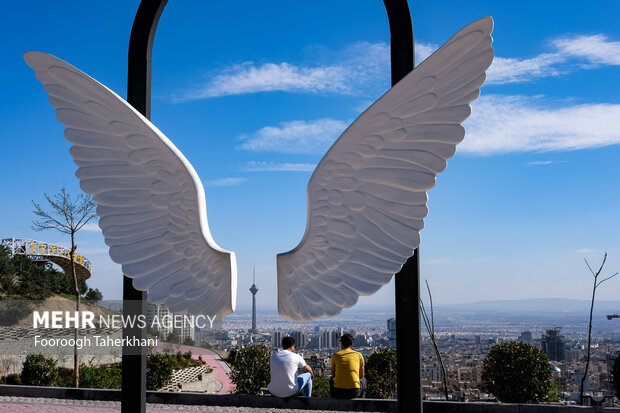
[2,1,620,313]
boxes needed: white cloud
[243,161,315,172]
[553,34,620,66]
[527,160,564,166]
[462,95,620,155]
[181,62,351,100]
[486,54,565,84]
[237,118,349,154]
[173,33,620,100]
[576,248,595,254]
[487,34,620,85]
[175,41,442,101]
[416,43,437,64]
[81,222,101,232]
[205,177,247,187]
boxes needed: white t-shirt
[267,350,307,397]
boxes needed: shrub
[5,373,21,385]
[481,341,552,403]
[79,364,122,389]
[146,353,174,390]
[56,366,75,387]
[21,354,58,386]
[312,375,330,397]
[230,344,270,394]
[366,348,397,399]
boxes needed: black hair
[341,333,354,348]
[282,336,295,349]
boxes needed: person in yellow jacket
[330,333,366,399]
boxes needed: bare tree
[32,187,97,388]
[580,252,617,404]
[420,279,449,400]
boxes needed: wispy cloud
[205,177,247,187]
[81,222,101,232]
[181,63,351,100]
[174,41,441,101]
[243,161,315,172]
[487,34,620,85]
[486,54,565,84]
[237,118,349,154]
[527,160,565,166]
[461,95,620,155]
[553,34,620,66]
[576,248,595,254]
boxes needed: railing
[1,238,92,279]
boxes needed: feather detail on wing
[277,17,494,321]
[24,51,236,316]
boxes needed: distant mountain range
[435,298,620,314]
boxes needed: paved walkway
[153,344,235,394]
[0,396,369,413]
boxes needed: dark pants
[330,377,367,399]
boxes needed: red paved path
[153,344,235,394]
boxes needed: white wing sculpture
[25,51,237,316]
[277,17,494,321]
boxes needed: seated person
[268,336,313,397]
[330,333,366,399]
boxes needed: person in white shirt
[268,336,314,397]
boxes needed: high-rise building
[273,331,283,348]
[387,318,397,349]
[180,317,195,344]
[332,329,343,348]
[249,268,259,333]
[292,331,308,349]
[322,330,334,349]
[518,331,533,343]
[354,334,368,347]
[147,303,173,340]
[542,328,565,361]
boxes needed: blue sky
[2,1,620,314]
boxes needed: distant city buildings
[216,310,619,403]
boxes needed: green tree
[613,352,620,396]
[366,348,397,399]
[229,344,271,395]
[32,187,97,388]
[21,354,58,386]
[84,287,103,303]
[481,341,552,404]
[146,353,174,390]
[312,375,331,397]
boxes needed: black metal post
[123,1,168,412]
[382,1,421,412]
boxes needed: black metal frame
[124,1,420,411]
[382,3,422,411]
[123,1,168,412]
